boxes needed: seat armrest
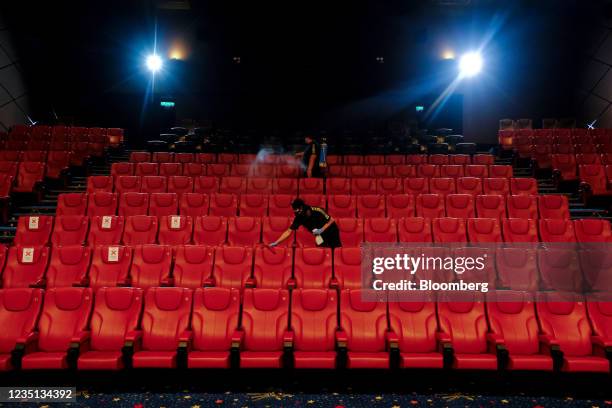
[245,277,256,288]
[231,329,244,349]
[486,332,505,345]
[124,330,143,347]
[72,276,89,287]
[161,277,174,287]
[16,331,38,347]
[70,331,90,348]
[283,330,294,348]
[436,331,451,343]
[592,335,612,348]
[29,278,46,288]
[329,277,339,290]
[336,331,348,349]
[203,276,215,287]
[178,330,193,348]
[286,278,297,290]
[386,331,399,349]
[538,334,559,347]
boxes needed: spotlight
[459,52,483,78]
[146,54,163,72]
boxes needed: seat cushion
[240,351,283,368]
[401,352,444,369]
[563,356,610,373]
[132,351,176,368]
[0,353,12,371]
[187,351,230,369]
[347,352,389,369]
[453,353,497,370]
[509,354,553,371]
[21,352,67,370]
[294,351,336,369]
[78,351,124,370]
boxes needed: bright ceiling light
[146,54,163,72]
[459,52,483,78]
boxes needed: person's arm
[306,154,316,178]
[269,228,293,247]
[313,217,335,235]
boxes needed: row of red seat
[0,148,98,169]
[57,191,568,219]
[7,124,123,146]
[578,164,612,198]
[498,128,612,150]
[111,162,511,179]
[553,155,612,183]
[2,286,611,371]
[129,152,496,166]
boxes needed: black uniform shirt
[290,206,329,231]
[302,141,321,174]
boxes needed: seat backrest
[87,192,118,216]
[173,245,214,288]
[209,193,238,217]
[135,162,159,176]
[326,178,350,195]
[294,247,332,288]
[247,178,273,195]
[130,245,172,289]
[299,178,324,195]
[538,195,570,219]
[587,299,612,342]
[430,178,456,196]
[227,216,262,246]
[273,178,298,195]
[467,218,502,243]
[440,165,464,178]
[579,164,607,194]
[475,194,506,219]
[335,218,364,247]
[88,215,124,245]
[241,289,289,352]
[149,193,178,217]
[445,194,475,218]
[489,165,513,178]
[191,288,240,351]
[168,176,194,199]
[37,288,93,352]
[0,288,43,353]
[56,193,88,216]
[392,165,415,178]
[483,178,510,196]
[219,176,246,194]
[417,164,440,178]
[51,215,88,247]
[89,287,143,351]
[376,178,403,195]
[193,175,218,193]
[118,192,149,217]
[130,152,150,162]
[213,246,253,289]
[573,219,612,242]
[364,218,397,242]
[450,154,471,165]
[465,164,488,177]
[46,245,91,288]
[510,178,538,196]
[404,178,429,195]
[141,176,167,194]
[538,219,576,242]
[456,177,482,196]
[339,289,388,352]
[159,162,182,177]
[432,217,467,243]
[182,163,205,178]
[193,215,227,245]
[501,218,538,243]
[357,195,385,218]
[334,247,365,289]
[386,194,415,218]
[179,193,209,217]
[89,245,132,290]
[268,194,294,217]
[14,215,53,246]
[87,176,113,193]
[291,289,337,352]
[253,246,293,289]
[327,195,356,218]
[239,194,268,217]
[347,165,368,178]
[495,247,538,291]
[115,175,142,196]
[158,215,193,245]
[389,298,438,352]
[416,194,445,218]
[111,162,134,177]
[122,215,158,245]
[507,195,538,219]
[397,217,432,242]
[350,178,376,195]
[537,248,582,292]
[141,288,193,351]
[262,216,293,246]
[437,292,488,354]
[195,153,216,164]
[3,246,49,288]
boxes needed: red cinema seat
[376,178,403,195]
[14,162,45,193]
[467,218,502,243]
[416,194,445,218]
[537,247,582,292]
[252,246,292,289]
[326,178,351,195]
[0,288,43,371]
[179,193,209,217]
[445,194,475,218]
[404,178,429,195]
[173,245,214,288]
[351,178,376,195]
[573,219,612,242]
[132,287,193,368]
[338,289,389,369]
[407,155,428,165]
[276,165,300,179]
[437,293,497,369]
[489,165,513,178]
[456,177,483,196]
[532,145,553,168]
[365,155,384,165]
[168,176,194,199]
[293,248,332,289]
[429,178,456,196]
[465,164,488,178]
[432,217,467,243]
[87,215,124,246]
[483,178,510,196]
[111,162,134,177]
[538,219,576,242]
[227,217,261,246]
[262,217,293,247]
[388,297,443,369]
[87,192,118,217]
[385,155,406,165]
[495,247,538,291]
[417,164,440,178]
[87,176,113,193]
[289,289,338,369]
[118,192,149,217]
[398,217,432,242]
[130,152,150,162]
[486,291,553,370]
[386,194,415,218]
[552,154,577,181]
[333,247,364,290]
[273,178,298,195]
[115,176,141,196]
[158,215,193,245]
[357,195,385,218]
[507,195,538,219]
[393,165,416,178]
[46,245,91,288]
[193,216,227,246]
[369,165,392,178]
[174,153,194,163]
[247,178,273,195]
[536,293,609,372]
[47,152,72,179]
[510,178,538,196]
[187,288,241,369]
[149,193,178,217]
[184,163,206,178]
[77,287,143,370]
[220,177,246,195]
[238,289,290,368]
[141,176,167,194]
[579,164,609,196]
[159,162,182,177]
[135,162,158,177]
[251,164,275,178]
[122,215,158,245]
[22,150,45,162]
[51,215,88,246]
[209,194,238,217]
[475,194,506,219]
[0,150,21,162]
[347,165,368,178]
[586,299,612,359]
[502,218,539,243]
[364,218,397,243]
[336,218,364,247]
[208,164,231,177]
[299,178,324,195]
[195,153,216,164]
[429,154,449,165]
[20,288,92,370]
[239,194,268,217]
[450,154,471,165]
[268,195,296,218]
[537,195,570,219]
[0,161,18,178]
[218,153,237,165]
[130,245,172,289]
[440,165,464,178]
[14,215,53,246]
[328,195,356,218]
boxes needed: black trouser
[317,223,342,248]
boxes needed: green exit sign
[415,105,424,112]
[160,101,175,108]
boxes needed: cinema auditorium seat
[288,289,338,369]
[239,194,268,217]
[173,245,214,288]
[115,176,141,196]
[507,195,538,219]
[538,219,576,242]
[56,193,88,216]
[0,288,43,371]
[193,176,218,194]
[122,215,158,245]
[132,288,193,368]
[467,218,502,243]
[2,246,48,288]
[573,219,612,242]
[50,215,88,246]
[351,178,377,195]
[432,217,467,243]
[489,165,513,178]
[268,194,293,217]
[14,162,45,193]
[149,193,178,217]
[111,162,134,177]
[219,177,246,195]
[210,246,253,289]
[536,292,609,372]
[445,194,475,218]
[14,215,53,246]
[273,178,298,195]
[158,215,193,245]
[293,248,333,289]
[437,293,497,370]
[262,217,293,247]
[416,194,445,218]
[456,177,483,196]
[87,192,118,216]
[473,154,494,165]
[119,192,149,217]
[440,165,464,178]
[327,195,355,218]
[586,299,612,357]
[89,245,132,289]
[393,165,415,178]
[88,215,124,245]
[168,176,193,199]
[397,217,432,242]
[377,178,403,195]
[388,297,443,369]
[501,218,539,243]
[483,178,510,196]
[364,218,397,242]
[209,194,238,217]
[77,288,143,370]
[238,289,290,368]
[252,246,292,289]
[179,193,209,217]
[537,247,583,292]
[227,216,261,246]
[430,178,456,196]
[130,152,150,163]
[45,245,91,288]
[159,162,182,177]
[333,247,363,290]
[357,195,385,218]
[552,154,577,181]
[130,245,172,289]
[537,195,570,219]
[386,194,415,218]
[404,178,429,195]
[87,175,113,193]
[336,218,364,247]
[417,164,440,178]
[193,216,227,246]
[21,288,93,370]
[475,194,506,219]
[465,165,488,178]
[299,178,324,195]
[135,162,158,177]
[338,289,389,368]
[495,247,538,291]
[510,178,538,196]
[141,176,168,195]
